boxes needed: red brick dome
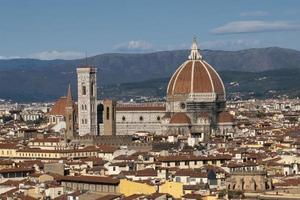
[167,39,225,100]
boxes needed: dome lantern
[188,37,202,60]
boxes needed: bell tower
[77,66,98,136]
[65,84,75,140]
[103,99,116,136]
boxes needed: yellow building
[0,143,18,158]
[0,144,114,160]
[202,195,218,200]
[159,181,183,199]
[120,179,184,199]
[119,179,156,196]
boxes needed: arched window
[157,116,161,121]
[139,116,143,121]
[82,85,86,95]
[106,107,110,120]
[122,116,126,121]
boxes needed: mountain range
[0,47,300,102]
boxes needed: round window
[139,116,144,121]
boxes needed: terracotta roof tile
[218,111,234,123]
[167,60,225,97]
[169,113,191,124]
[57,175,119,185]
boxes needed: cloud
[113,40,153,52]
[0,55,22,59]
[211,20,300,34]
[201,39,261,50]
[240,11,269,17]
[29,50,85,60]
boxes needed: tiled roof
[0,143,19,149]
[30,137,61,143]
[49,97,68,116]
[135,168,157,177]
[57,175,119,185]
[157,154,232,162]
[167,60,225,96]
[218,111,234,123]
[169,113,191,124]
[0,167,34,173]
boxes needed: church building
[48,85,77,139]
[48,39,234,140]
[100,39,235,139]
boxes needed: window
[157,116,161,121]
[85,119,87,124]
[180,102,186,109]
[82,119,84,124]
[82,85,86,95]
[139,116,143,121]
[85,104,87,110]
[106,107,110,120]
[122,116,126,121]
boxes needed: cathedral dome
[167,39,225,102]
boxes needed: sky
[0,0,300,60]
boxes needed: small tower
[77,66,98,136]
[103,99,116,136]
[65,84,75,140]
[188,37,202,60]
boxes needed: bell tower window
[82,85,86,95]
[106,107,110,120]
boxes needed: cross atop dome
[188,37,202,60]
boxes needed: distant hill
[0,47,300,102]
[102,68,300,100]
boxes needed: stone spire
[66,84,73,107]
[188,37,202,60]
